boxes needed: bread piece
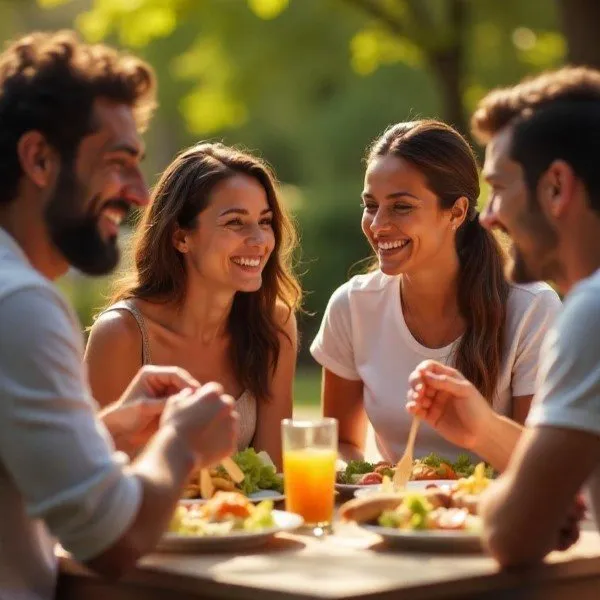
[339,487,453,523]
[339,493,406,523]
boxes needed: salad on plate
[339,463,491,550]
[183,448,284,501]
[336,453,494,488]
[159,492,303,552]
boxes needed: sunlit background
[8,0,597,412]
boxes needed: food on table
[336,453,494,486]
[169,492,276,536]
[183,448,284,500]
[339,463,490,532]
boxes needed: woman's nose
[370,207,390,233]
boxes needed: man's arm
[480,425,600,567]
[407,362,524,473]
[0,288,235,578]
[480,282,600,567]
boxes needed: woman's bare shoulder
[86,305,143,355]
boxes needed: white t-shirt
[311,270,561,463]
[527,268,600,526]
[0,227,141,600]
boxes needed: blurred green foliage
[29,0,567,360]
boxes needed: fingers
[414,360,462,379]
[417,370,471,396]
[141,365,202,397]
[137,398,168,417]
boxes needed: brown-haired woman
[310,119,561,463]
[85,142,301,468]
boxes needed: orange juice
[283,448,337,524]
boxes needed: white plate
[157,509,303,552]
[335,482,374,495]
[353,479,456,499]
[361,523,482,552]
[181,488,285,505]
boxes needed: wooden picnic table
[56,519,600,600]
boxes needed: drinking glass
[282,418,338,534]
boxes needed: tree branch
[344,0,406,36]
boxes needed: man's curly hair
[0,30,157,205]
[471,66,600,144]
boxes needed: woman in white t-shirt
[310,119,561,463]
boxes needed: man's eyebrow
[107,143,146,160]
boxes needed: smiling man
[405,66,600,567]
[473,67,600,565]
[0,31,239,599]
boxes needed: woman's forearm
[473,413,523,473]
[338,441,365,462]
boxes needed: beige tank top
[101,300,257,451]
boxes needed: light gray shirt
[527,267,600,527]
[0,227,141,600]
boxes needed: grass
[293,366,321,407]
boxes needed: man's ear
[16,131,58,189]
[538,160,575,220]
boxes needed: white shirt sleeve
[527,284,600,435]
[310,283,361,381]
[0,286,141,562]
[510,288,562,397]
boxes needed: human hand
[406,360,494,450]
[160,382,239,468]
[555,495,587,552]
[100,365,201,452]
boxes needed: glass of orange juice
[282,418,338,534]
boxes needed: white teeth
[378,239,409,251]
[232,257,260,267]
[103,209,123,226]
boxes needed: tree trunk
[429,45,468,138]
[427,0,469,142]
[557,0,600,68]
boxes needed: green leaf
[248,0,289,20]
[350,26,423,76]
[36,0,73,7]
[180,86,248,134]
[516,31,566,69]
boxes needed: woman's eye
[225,218,244,227]
[360,202,377,213]
[260,218,273,227]
[394,204,412,212]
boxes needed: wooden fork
[392,416,420,490]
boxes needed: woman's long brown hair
[367,120,509,402]
[108,142,301,401]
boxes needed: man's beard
[507,198,561,284]
[508,245,538,284]
[44,166,129,276]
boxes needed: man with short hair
[0,31,238,599]
[406,66,600,566]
